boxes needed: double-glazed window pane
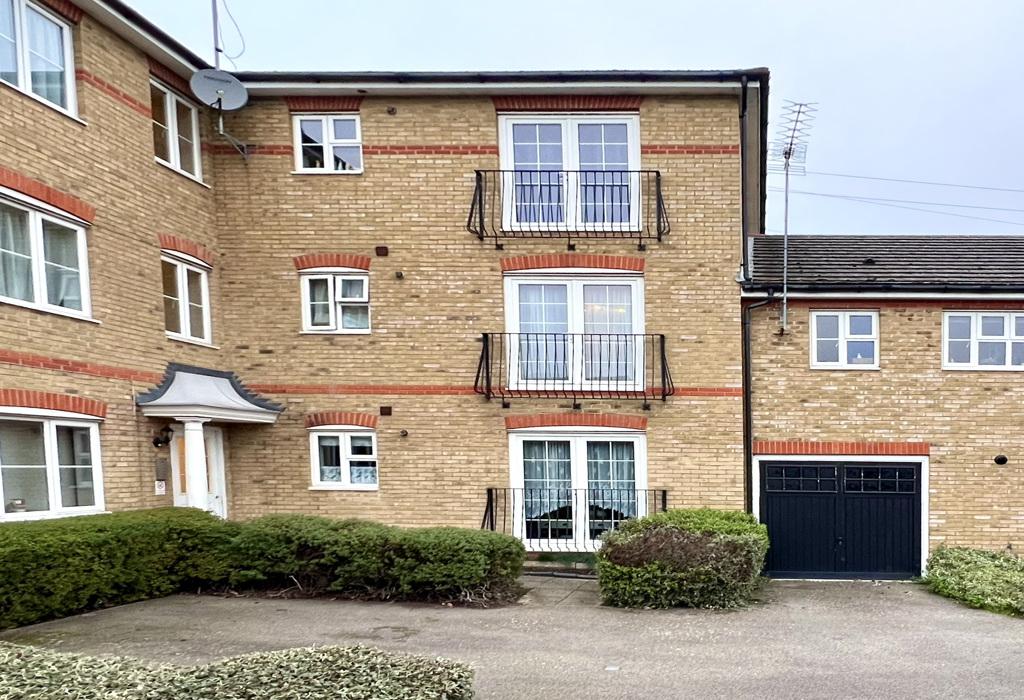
[0,202,32,302]
[0,419,47,513]
[578,123,631,225]
[0,0,16,84]
[302,274,370,332]
[583,284,634,381]
[815,314,840,363]
[162,257,208,341]
[298,116,362,172]
[813,312,877,367]
[315,433,377,487]
[512,123,565,224]
[946,314,971,364]
[307,277,331,327]
[151,83,200,177]
[176,102,197,175]
[518,284,569,381]
[348,435,376,484]
[948,312,1024,368]
[300,119,325,168]
[42,220,80,310]
[150,84,170,161]
[161,260,180,333]
[26,6,65,107]
[56,425,93,507]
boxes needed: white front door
[169,424,227,518]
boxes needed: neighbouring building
[0,0,1018,579]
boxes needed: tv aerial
[190,1,249,159]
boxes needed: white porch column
[178,417,211,512]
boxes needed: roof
[137,364,283,423]
[748,235,1024,293]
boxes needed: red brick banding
[76,68,151,117]
[0,349,161,383]
[505,414,647,430]
[305,411,378,429]
[0,389,106,418]
[285,96,364,112]
[293,253,371,271]
[754,440,930,456]
[492,96,642,112]
[0,166,96,222]
[37,0,83,23]
[252,383,476,396]
[159,234,215,266]
[363,144,499,156]
[641,144,740,155]
[147,58,192,97]
[501,254,645,273]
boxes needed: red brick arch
[0,390,106,418]
[293,253,372,271]
[500,254,645,273]
[305,411,378,429]
[505,414,647,431]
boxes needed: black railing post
[482,333,493,400]
[476,170,487,241]
[660,489,668,512]
[659,334,671,399]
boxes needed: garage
[758,461,922,579]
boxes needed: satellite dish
[190,69,248,111]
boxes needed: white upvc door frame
[509,429,648,552]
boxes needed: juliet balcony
[467,170,670,250]
[474,332,674,407]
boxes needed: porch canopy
[137,363,283,512]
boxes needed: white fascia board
[242,81,747,97]
[139,404,279,424]
[741,291,1024,301]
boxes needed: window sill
[291,170,364,176]
[809,365,880,371]
[942,365,1024,372]
[300,329,372,335]
[0,296,98,323]
[308,485,379,492]
[155,159,210,189]
[166,332,219,349]
[0,78,86,126]
[1,508,108,523]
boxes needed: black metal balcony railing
[474,333,673,405]
[467,170,670,249]
[481,487,669,552]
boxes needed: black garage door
[760,461,921,579]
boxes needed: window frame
[0,0,77,116]
[809,310,880,370]
[0,193,91,319]
[508,428,648,551]
[942,311,1024,371]
[292,114,364,175]
[308,426,379,491]
[0,412,104,522]
[160,252,212,345]
[503,272,645,390]
[150,80,203,181]
[299,267,371,334]
[497,113,642,232]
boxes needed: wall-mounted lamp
[994,454,1009,466]
[395,271,405,280]
[399,429,409,438]
[386,106,397,115]
[152,426,173,448]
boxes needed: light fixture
[152,426,173,448]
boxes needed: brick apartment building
[0,0,1019,579]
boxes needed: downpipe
[742,292,776,513]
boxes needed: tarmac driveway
[2,577,1022,699]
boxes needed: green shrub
[0,508,234,629]
[226,514,525,604]
[0,641,473,700]
[924,546,1024,616]
[597,508,769,609]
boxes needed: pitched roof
[748,235,1024,292]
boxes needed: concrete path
[3,578,1022,699]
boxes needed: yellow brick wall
[750,301,1024,551]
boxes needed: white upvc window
[504,274,645,390]
[943,311,1024,370]
[498,113,641,231]
[508,429,648,551]
[0,414,104,521]
[161,253,211,344]
[300,269,370,333]
[0,196,90,319]
[293,114,363,173]
[0,0,76,114]
[150,80,202,180]
[810,310,879,369]
[309,427,378,490]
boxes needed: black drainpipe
[742,291,776,513]
[738,76,750,282]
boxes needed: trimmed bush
[0,641,473,700]
[0,508,234,629]
[924,546,1024,616]
[227,514,525,604]
[597,508,769,608]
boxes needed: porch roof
[136,364,283,423]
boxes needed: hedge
[597,508,769,608]
[924,547,1024,616]
[0,508,234,629]
[228,514,525,604]
[0,642,473,700]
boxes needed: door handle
[835,536,844,550]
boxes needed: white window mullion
[42,420,60,516]
[28,210,44,306]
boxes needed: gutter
[742,292,776,513]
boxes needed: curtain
[26,7,65,107]
[0,204,33,302]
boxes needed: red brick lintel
[505,414,647,431]
[754,440,930,457]
[293,253,372,271]
[0,166,96,223]
[0,389,106,418]
[501,253,645,272]
[305,411,378,429]
[159,233,215,266]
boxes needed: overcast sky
[126,0,1024,235]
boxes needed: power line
[767,190,1024,228]
[766,187,1024,213]
[768,169,1024,194]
